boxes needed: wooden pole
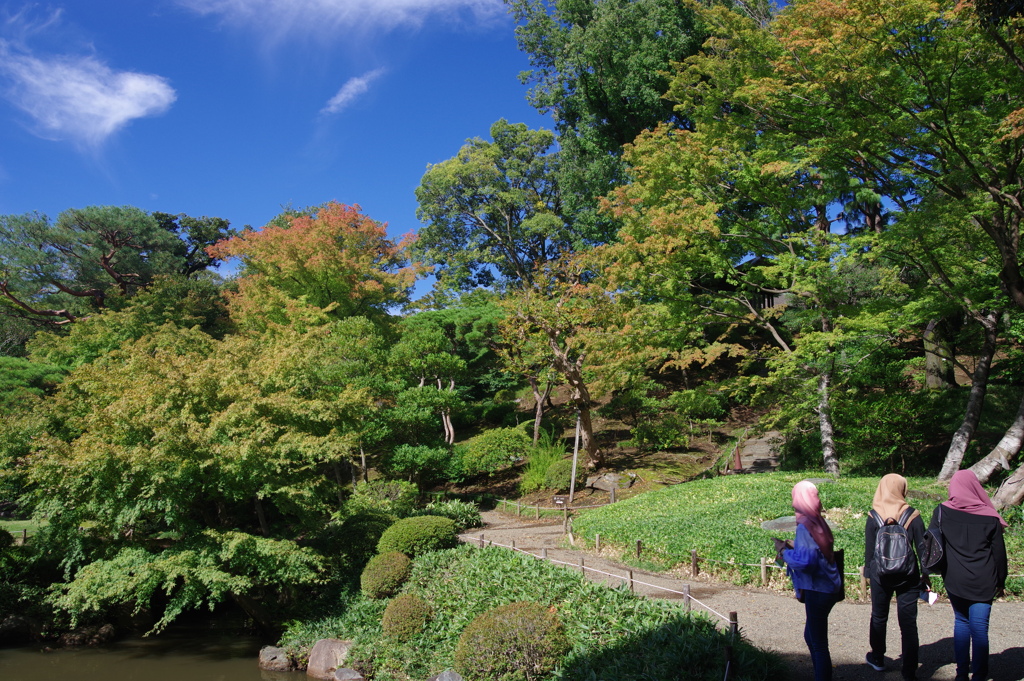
[595,533,601,552]
[691,549,700,576]
[636,539,642,561]
[628,570,634,592]
[610,487,616,503]
[511,539,516,550]
[569,411,581,503]
[579,555,585,573]
[516,501,521,516]
[478,534,484,548]
[729,611,738,638]
[535,505,540,520]
[760,556,768,585]
[542,548,548,560]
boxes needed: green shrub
[348,479,419,518]
[543,458,584,493]
[382,593,432,642]
[519,430,566,494]
[334,510,397,568]
[462,427,532,476]
[360,551,412,599]
[416,500,482,532]
[0,530,13,550]
[382,444,464,487]
[377,516,458,557]
[454,601,570,681]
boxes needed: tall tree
[414,119,567,292]
[0,206,233,326]
[208,202,422,330]
[507,0,708,241]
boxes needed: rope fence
[457,531,742,681]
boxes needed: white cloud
[321,68,385,115]
[178,0,503,35]
[0,42,176,148]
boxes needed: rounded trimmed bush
[360,550,412,599]
[462,427,532,476]
[543,458,584,492]
[377,515,458,557]
[454,601,570,681]
[382,593,432,642]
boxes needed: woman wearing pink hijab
[929,470,1007,681]
[783,480,844,681]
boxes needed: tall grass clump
[519,429,567,494]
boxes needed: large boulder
[57,623,116,647]
[306,638,355,680]
[259,646,295,672]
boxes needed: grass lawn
[0,518,41,537]
[570,472,1024,595]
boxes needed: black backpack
[869,507,917,577]
[921,505,946,573]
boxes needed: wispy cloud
[0,43,176,148]
[321,68,386,115]
[178,0,503,35]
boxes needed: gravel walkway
[461,511,1024,681]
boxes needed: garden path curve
[460,511,1024,681]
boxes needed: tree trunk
[528,377,553,445]
[970,392,1024,483]
[923,319,956,390]
[576,398,602,469]
[254,496,270,537]
[992,463,1024,509]
[816,371,841,476]
[938,312,999,481]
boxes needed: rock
[334,670,365,681]
[306,638,354,680]
[427,671,464,681]
[0,615,34,644]
[259,645,295,672]
[57,623,116,647]
[585,473,632,492]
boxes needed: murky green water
[0,621,302,681]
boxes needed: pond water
[0,619,303,681]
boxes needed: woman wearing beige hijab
[864,474,928,680]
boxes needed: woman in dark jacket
[864,474,928,680]
[930,470,1008,681]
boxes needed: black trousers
[869,576,920,679]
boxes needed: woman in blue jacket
[784,480,844,681]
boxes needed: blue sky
[0,0,551,271]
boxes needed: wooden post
[760,556,768,586]
[595,533,601,553]
[683,584,691,612]
[535,505,540,520]
[511,539,516,550]
[22,529,27,544]
[691,549,700,576]
[733,442,743,472]
[628,570,634,592]
[636,539,642,561]
[578,555,585,573]
[542,548,548,560]
[478,534,484,548]
[610,487,616,503]
[516,501,521,516]
[729,611,738,639]
[859,565,867,601]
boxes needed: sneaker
[865,653,885,672]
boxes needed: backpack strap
[869,509,885,527]
[897,507,916,529]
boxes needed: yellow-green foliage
[360,551,411,599]
[454,601,570,681]
[376,516,458,558]
[382,593,431,641]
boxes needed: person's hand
[772,537,793,553]
[920,575,932,591]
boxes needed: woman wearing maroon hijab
[929,470,1007,681]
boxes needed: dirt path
[461,511,1024,681]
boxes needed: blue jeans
[948,594,992,681]
[803,589,839,681]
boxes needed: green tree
[414,119,567,292]
[0,206,233,326]
[507,0,708,242]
